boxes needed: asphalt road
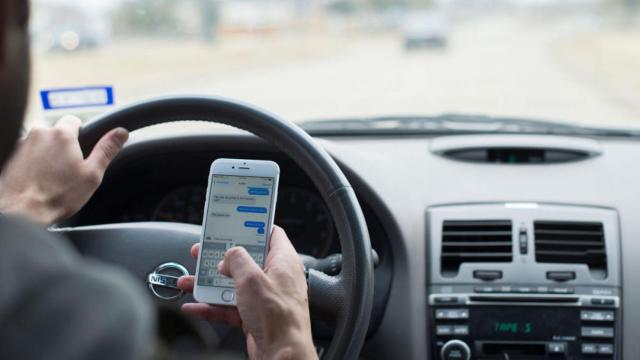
[166,14,639,127]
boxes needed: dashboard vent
[441,220,513,276]
[442,148,590,164]
[534,221,607,279]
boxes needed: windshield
[28,0,640,132]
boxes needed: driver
[0,1,316,359]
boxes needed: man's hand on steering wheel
[0,116,128,225]
[177,225,318,360]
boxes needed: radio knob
[441,339,471,360]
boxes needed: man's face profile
[0,0,30,168]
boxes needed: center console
[427,204,621,360]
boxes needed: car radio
[427,204,622,360]
[428,286,620,359]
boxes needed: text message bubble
[213,194,256,205]
[248,187,270,196]
[244,221,266,228]
[210,212,231,218]
[244,221,266,234]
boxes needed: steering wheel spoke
[54,222,199,304]
[308,269,345,316]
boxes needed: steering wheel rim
[77,96,374,359]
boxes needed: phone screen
[198,174,275,288]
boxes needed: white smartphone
[194,158,280,305]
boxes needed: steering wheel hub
[147,261,190,301]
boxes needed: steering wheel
[58,96,374,359]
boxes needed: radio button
[581,310,615,322]
[536,286,550,293]
[581,326,614,338]
[435,308,469,320]
[474,286,496,293]
[547,271,576,282]
[581,343,598,354]
[591,298,616,306]
[434,296,460,304]
[547,342,566,355]
[473,270,502,281]
[441,340,471,360]
[452,325,469,336]
[598,344,614,355]
[436,325,453,336]
[514,286,534,293]
[550,287,575,294]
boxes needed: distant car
[45,28,103,52]
[401,11,449,50]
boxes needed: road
[29,12,640,128]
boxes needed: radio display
[470,307,580,340]
[494,321,533,335]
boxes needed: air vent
[441,220,513,276]
[534,221,607,279]
[430,135,602,164]
[442,148,590,164]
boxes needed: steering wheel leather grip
[77,96,374,360]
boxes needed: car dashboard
[72,129,640,360]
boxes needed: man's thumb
[86,128,129,171]
[219,246,263,279]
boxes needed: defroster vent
[534,221,607,279]
[441,220,513,276]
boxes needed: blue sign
[40,86,114,110]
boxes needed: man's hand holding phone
[178,226,318,360]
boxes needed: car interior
[46,98,630,360]
[28,0,640,359]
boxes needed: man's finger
[191,243,200,259]
[177,275,195,293]
[218,246,263,280]
[86,127,129,171]
[54,115,83,138]
[269,225,298,255]
[263,225,305,274]
[181,303,243,327]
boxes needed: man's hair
[0,0,30,169]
